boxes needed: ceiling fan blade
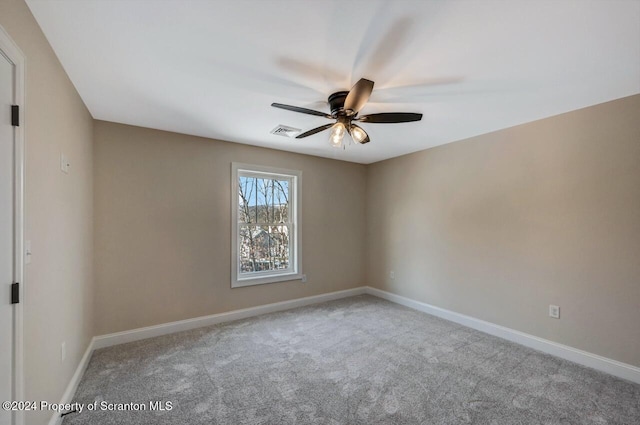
[357,112,422,123]
[344,78,374,114]
[271,103,332,118]
[296,123,334,139]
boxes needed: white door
[0,49,15,425]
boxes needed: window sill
[231,272,303,288]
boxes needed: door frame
[0,24,25,425]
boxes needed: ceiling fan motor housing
[328,91,349,117]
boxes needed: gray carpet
[64,295,640,424]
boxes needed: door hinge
[11,282,19,304]
[11,105,19,127]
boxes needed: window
[231,163,302,287]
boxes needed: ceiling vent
[270,125,301,138]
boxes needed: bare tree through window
[238,175,290,274]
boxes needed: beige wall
[0,1,94,424]
[94,96,640,367]
[367,94,640,367]
[93,121,367,335]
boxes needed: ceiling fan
[271,78,422,148]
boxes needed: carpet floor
[64,295,640,424]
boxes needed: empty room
[1,0,639,424]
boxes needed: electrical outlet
[301,274,307,283]
[549,305,560,319]
[61,342,66,363]
[390,271,395,280]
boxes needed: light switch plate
[549,305,560,319]
[60,153,70,173]
[25,240,31,264]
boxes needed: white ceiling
[27,0,640,164]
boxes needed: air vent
[270,125,301,138]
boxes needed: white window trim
[231,162,302,288]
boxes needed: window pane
[239,225,290,274]
[271,179,289,223]
[238,176,256,223]
[238,175,289,224]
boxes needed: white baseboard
[93,287,367,350]
[48,337,95,425]
[365,286,640,384]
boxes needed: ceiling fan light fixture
[329,122,345,148]
[350,124,368,144]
